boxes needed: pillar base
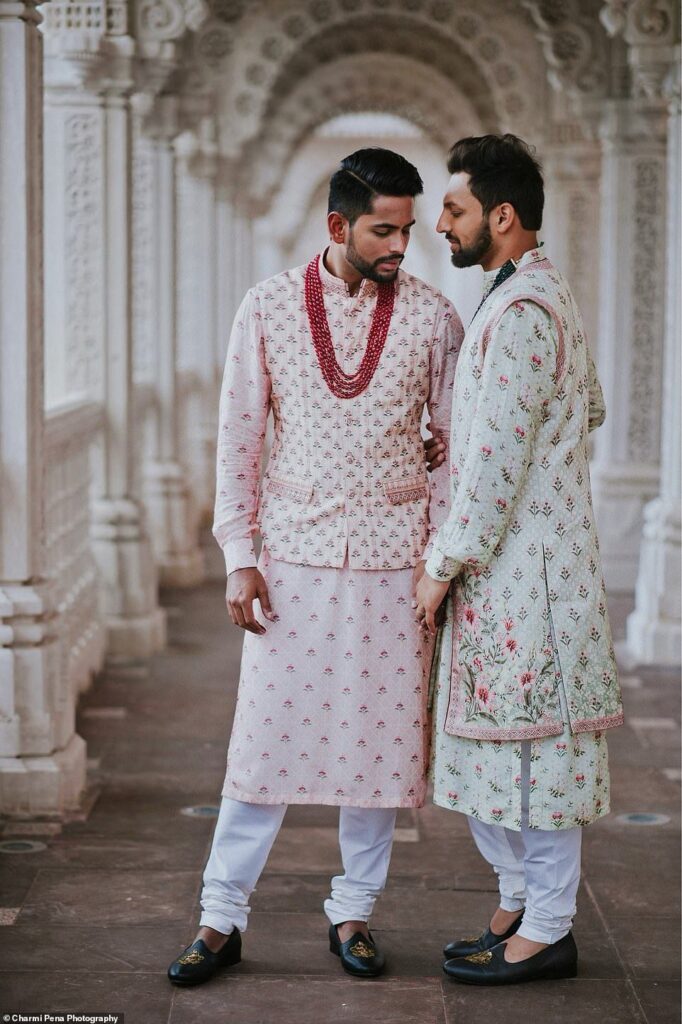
[0,732,87,818]
[91,497,166,657]
[626,497,681,666]
[158,549,205,588]
[591,461,660,592]
[106,606,167,658]
[144,459,205,586]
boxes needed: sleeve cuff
[222,541,257,577]
[425,546,461,582]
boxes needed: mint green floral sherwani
[426,248,622,830]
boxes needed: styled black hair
[447,134,544,231]
[328,148,424,225]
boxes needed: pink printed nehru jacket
[213,254,464,574]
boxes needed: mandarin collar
[515,243,545,271]
[481,266,498,299]
[480,243,544,298]
[317,249,379,300]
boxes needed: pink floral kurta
[223,549,434,807]
[215,254,463,807]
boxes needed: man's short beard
[346,229,402,283]
[449,217,493,269]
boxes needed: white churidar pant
[466,742,582,945]
[199,797,397,934]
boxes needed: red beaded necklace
[304,254,396,400]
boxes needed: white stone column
[216,170,258,351]
[627,61,681,664]
[175,123,220,517]
[590,100,668,592]
[141,97,204,586]
[42,28,166,657]
[0,0,86,815]
[542,131,602,359]
[591,0,680,594]
[216,176,237,365]
[234,201,255,298]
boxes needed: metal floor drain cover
[0,839,47,854]
[180,805,220,818]
[615,812,670,826]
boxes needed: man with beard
[167,148,463,986]
[416,134,622,985]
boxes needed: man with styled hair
[417,134,623,985]
[167,148,463,985]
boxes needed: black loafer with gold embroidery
[328,923,385,978]
[443,931,578,985]
[167,930,241,986]
[443,912,523,959]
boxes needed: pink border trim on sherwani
[572,712,625,733]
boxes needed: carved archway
[240,51,486,209]
[192,0,548,160]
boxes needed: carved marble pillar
[216,177,237,365]
[627,60,681,663]
[42,23,166,656]
[234,200,255,300]
[175,122,220,517]
[592,0,680,594]
[590,100,668,591]
[215,169,254,360]
[140,98,204,586]
[0,0,86,815]
[542,130,602,359]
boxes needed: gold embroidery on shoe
[349,940,375,958]
[177,949,205,965]
[464,950,493,964]
[463,934,482,942]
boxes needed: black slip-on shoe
[443,912,523,959]
[443,931,578,986]
[328,923,385,978]
[167,930,241,986]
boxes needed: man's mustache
[373,256,403,266]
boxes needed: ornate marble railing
[45,400,106,694]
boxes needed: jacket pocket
[382,474,428,506]
[265,473,314,504]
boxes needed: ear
[327,210,349,244]
[494,202,516,236]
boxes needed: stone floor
[1,538,680,1023]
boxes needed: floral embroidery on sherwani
[429,592,612,830]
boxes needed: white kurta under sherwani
[426,249,622,830]
[214,254,464,808]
